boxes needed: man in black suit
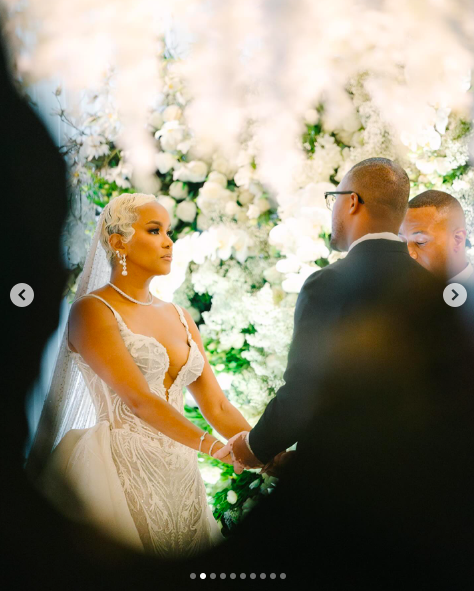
[215,157,443,471]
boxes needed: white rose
[234,165,255,187]
[435,106,451,135]
[169,181,189,200]
[230,333,245,349]
[282,265,318,293]
[415,160,436,174]
[155,121,186,152]
[269,223,291,247]
[199,181,225,200]
[176,200,197,223]
[258,198,271,213]
[174,160,209,183]
[211,154,237,179]
[162,105,182,122]
[157,196,178,229]
[225,201,241,216]
[434,157,452,176]
[416,127,441,151]
[342,111,361,133]
[263,265,283,284]
[276,257,301,274]
[247,204,261,219]
[238,189,255,205]
[249,181,263,198]
[207,171,228,187]
[295,237,330,263]
[304,108,319,125]
[177,139,192,154]
[157,195,176,216]
[148,112,163,130]
[196,214,211,231]
[155,152,178,174]
[226,490,238,504]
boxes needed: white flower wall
[5,0,474,533]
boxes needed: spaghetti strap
[75,294,125,325]
[171,302,193,343]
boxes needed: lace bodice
[69,295,205,444]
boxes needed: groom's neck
[346,221,401,250]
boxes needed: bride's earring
[116,251,127,276]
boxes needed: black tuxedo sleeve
[248,269,337,464]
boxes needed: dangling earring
[116,251,127,276]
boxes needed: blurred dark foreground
[3,26,474,590]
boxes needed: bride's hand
[212,443,233,464]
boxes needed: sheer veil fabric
[26,210,107,481]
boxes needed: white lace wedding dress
[40,294,224,558]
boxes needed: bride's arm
[68,297,230,459]
[181,308,253,439]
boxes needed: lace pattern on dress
[69,294,213,557]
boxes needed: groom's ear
[348,192,361,215]
[453,228,467,252]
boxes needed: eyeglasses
[324,191,365,211]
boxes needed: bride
[27,193,254,558]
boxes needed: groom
[215,157,442,473]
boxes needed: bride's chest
[120,327,204,387]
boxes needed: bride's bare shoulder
[69,286,116,324]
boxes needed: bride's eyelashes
[149,228,173,237]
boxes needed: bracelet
[208,439,219,457]
[198,432,207,453]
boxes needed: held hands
[213,431,264,474]
[212,442,233,465]
[259,450,296,478]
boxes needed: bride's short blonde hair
[100,193,158,262]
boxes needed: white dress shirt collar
[348,232,403,252]
[449,262,474,284]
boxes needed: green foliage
[204,338,252,373]
[82,171,136,208]
[184,404,213,434]
[188,291,213,321]
[442,163,470,186]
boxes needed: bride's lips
[162,255,173,261]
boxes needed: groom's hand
[260,450,296,478]
[214,431,264,474]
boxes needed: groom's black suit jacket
[249,238,443,464]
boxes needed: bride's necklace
[107,282,153,305]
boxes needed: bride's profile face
[118,201,174,276]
